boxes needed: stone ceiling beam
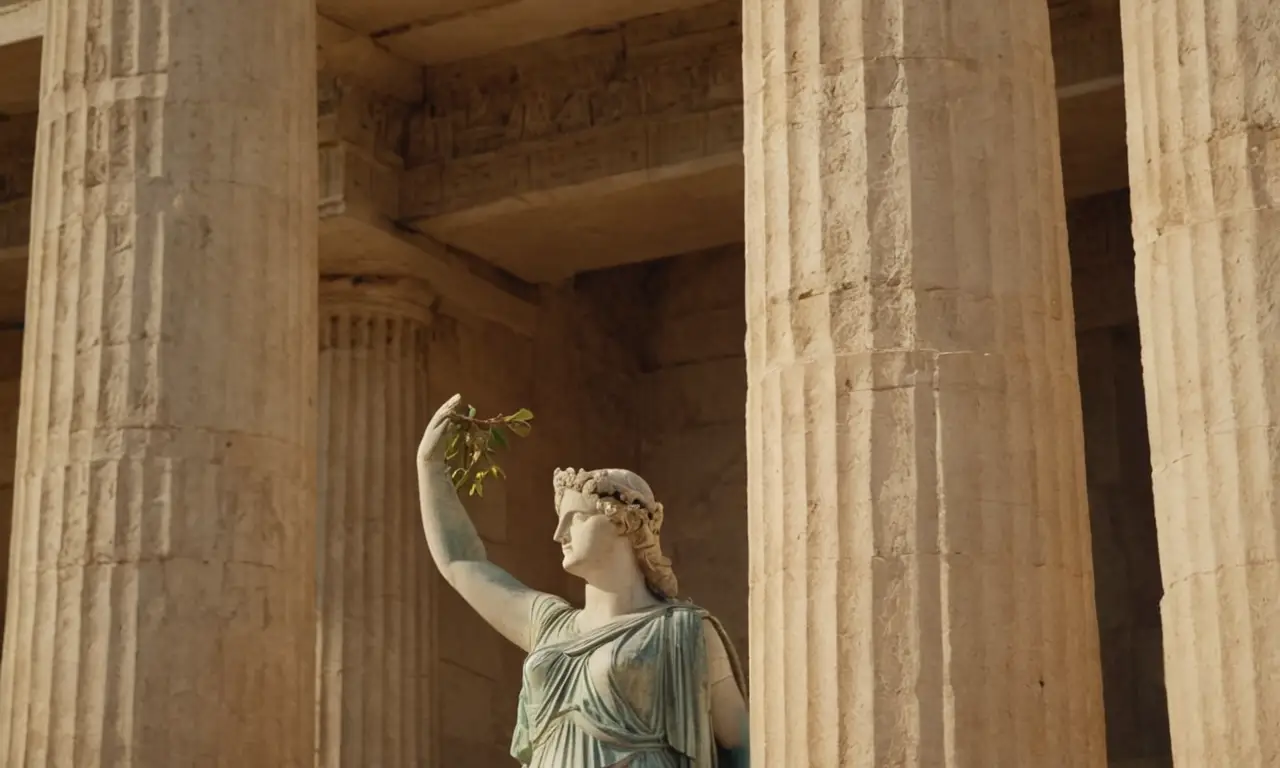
[398,0,744,281]
[318,0,725,66]
[0,0,41,47]
[317,15,422,103]
[399,0,1130,265]
[400,0,742,219]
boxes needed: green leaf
[506,408,534,423]
[467,404,477,418]
[508,421,532,438]
[490,426,508,449]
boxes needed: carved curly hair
[552,467,679,600]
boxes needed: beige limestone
[0,0,40,49]
[0,1,318,764]
[742,1,1107,764]
[1120,1,1280,764]
[631,246,749,656]
[316,277,438,767]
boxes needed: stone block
[638,360,745,433]
[437,662,497,745]
[436,580,504,677]
[646,305,744,369]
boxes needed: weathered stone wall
[629,246,748,656]
[317,66,406,223]
[1070,191,1171,768]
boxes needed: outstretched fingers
[430,394,462,426]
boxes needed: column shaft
[1120,1,1280,763]
[317,278,436,767]
[742,1,1108,764]
[0,2,318,765]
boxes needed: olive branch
[443,405,534,497]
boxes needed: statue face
[554,489,624,576]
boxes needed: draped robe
[510,595,747,768]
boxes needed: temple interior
[0,0,1174,765]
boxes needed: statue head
[551,467,678,600]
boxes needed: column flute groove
[743,0,1108,764]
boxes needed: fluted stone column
[1120,3,1280,764]
[317,277,436,767]
[0,2,318,765]
[742,1,1107,765]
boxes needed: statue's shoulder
[661,599,719,625]
[529,593,579,648]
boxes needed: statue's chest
[525,627,665,718]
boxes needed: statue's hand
[418,393,462,464]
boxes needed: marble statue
[417,394,750,767]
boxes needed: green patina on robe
[511,595,746,768]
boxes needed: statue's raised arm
[416,394,546,650]
[418,395,749,767]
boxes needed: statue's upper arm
[702,618,748,750]
[445,560,546,652]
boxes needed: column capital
[319,275,436,327]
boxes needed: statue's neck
[580,566,661,626]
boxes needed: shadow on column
[1069,190,1173,768]
[0,98,36,657]
[0,329,17,648]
